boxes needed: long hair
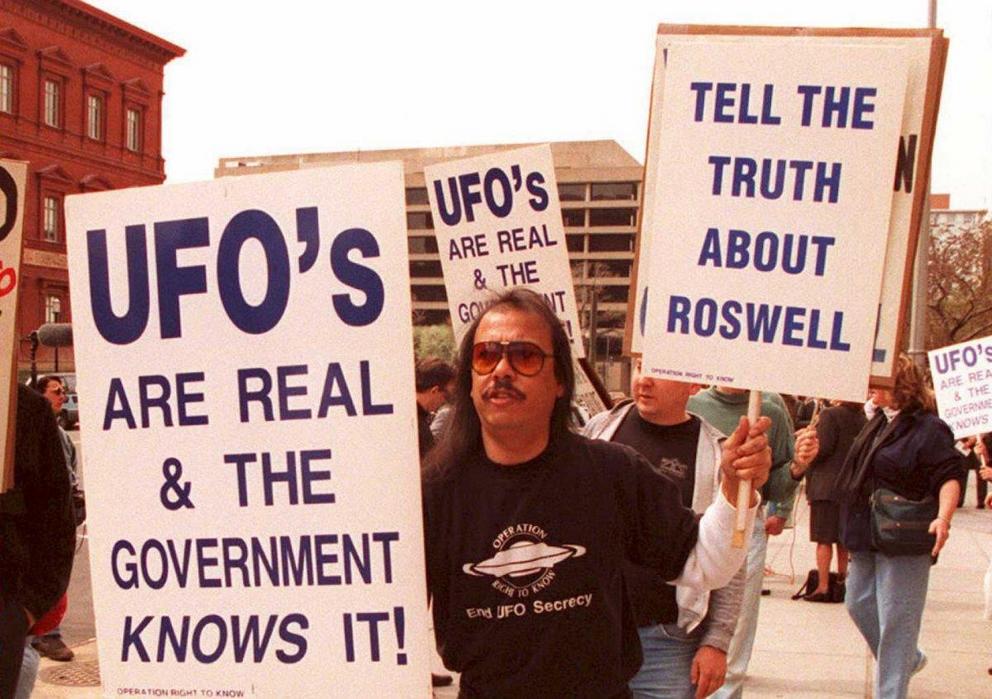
[423,288,575,482]
[890,353,936,413]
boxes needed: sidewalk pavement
[31,481,992,698]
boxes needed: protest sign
[65,164,430,696]
[0,159,26,492]
[638,35,909,401]
[628,26,945,392]
[929,335,992,439]
[425,144,584,356]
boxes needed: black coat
[837,407,963,551]
[805,405,866,502]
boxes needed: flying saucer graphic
[463,541,587,578]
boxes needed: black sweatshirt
[423,431,699,698]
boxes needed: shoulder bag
[869,487,937,556]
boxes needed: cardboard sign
[929,335,992,439]
[65,165,430,696]
[629,27,945,392]
[638,37,909,401]
[425,144,584,355]
[0,159,26,492]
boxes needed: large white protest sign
[629,28,944,391]
[0,160,26,489]
[66,164,430,697]
[640,38,908,401]
[929,336,992,439]
[425,144,584,355]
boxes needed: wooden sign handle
[732,390,762,548]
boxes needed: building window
[408,236,438,255]
[43,195,60,242]
[589,208,637,227]
[565,234,585,252]
[588,234,634,252]
[406,211,434,230]
[558,183,586,201]
[126,107,142,151]
[405,188,429,205]
[410,260,443,278]
[562,209,585,227]
[87,93,104,140]
[43,78,60,127]
[45,295,62,323]
[0,63,12,114]
[591,182,638,201]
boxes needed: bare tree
[927,219,992,348]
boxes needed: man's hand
[691,645,727,698]
[979,466,992,482]
[765,515,786,536]
[719,415,772,507]
[793,427,819,468]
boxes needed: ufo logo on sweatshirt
[463,523,586,598]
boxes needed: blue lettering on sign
[86,208,387,343]
[217,209,291,334]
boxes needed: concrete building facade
[0,0,183,371]
[217,140,644,390]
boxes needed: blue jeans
[629,624,699,699]
[712,508,767,699]
[15,642,39,699]
[846,551,930,699]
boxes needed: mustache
[482,377,526,401]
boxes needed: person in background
[413,358,456,689]
[956,435,987,509]
[836,355,963,699]
[30,376,79,662]
[790,399,866,602]
[0,384,76,698]
[583,362,753,699]
[415,358,455,458]
[687,387,817,699]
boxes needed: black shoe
[432,673,453,687]
[32,635,74,661]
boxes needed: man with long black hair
[422,289,772,698]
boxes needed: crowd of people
[414,290,978,699]
[1,286,985,698]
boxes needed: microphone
[36,323,73,347]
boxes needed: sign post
[66,165,431,696]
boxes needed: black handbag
[870,487,937,556]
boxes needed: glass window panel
[558,183,586,201]
[405,188,429,205]
[408,236,439,254]
[565,234,585,252]
[591,182,638,201]
[44,79,59,127]
[43,196,59,242]
[589,208,637,227]
[588,234,633,252]
[0,64,12,113]
[410,260,443,278]
[562,209,585,227]
[406,211,434,230]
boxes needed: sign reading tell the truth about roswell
[0,159,26,491]
[641,39,909,401]
[66,164,430,697]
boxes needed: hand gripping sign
[65,164,430,697]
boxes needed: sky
[88,0,991,208]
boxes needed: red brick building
[0,0,182,370]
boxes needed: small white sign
[929,336,992,439]
[66,164,430,697]
[425,144,584,355]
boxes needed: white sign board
[929,336,992,439]
[66,165,430,697]
[425,144,584,355]
[641,39,908,401]
[1,159,26,489]
[631,29,944,390]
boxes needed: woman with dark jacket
[791,400,866,601]
[836,355,963,699]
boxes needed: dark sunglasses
[471,341,552,377]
